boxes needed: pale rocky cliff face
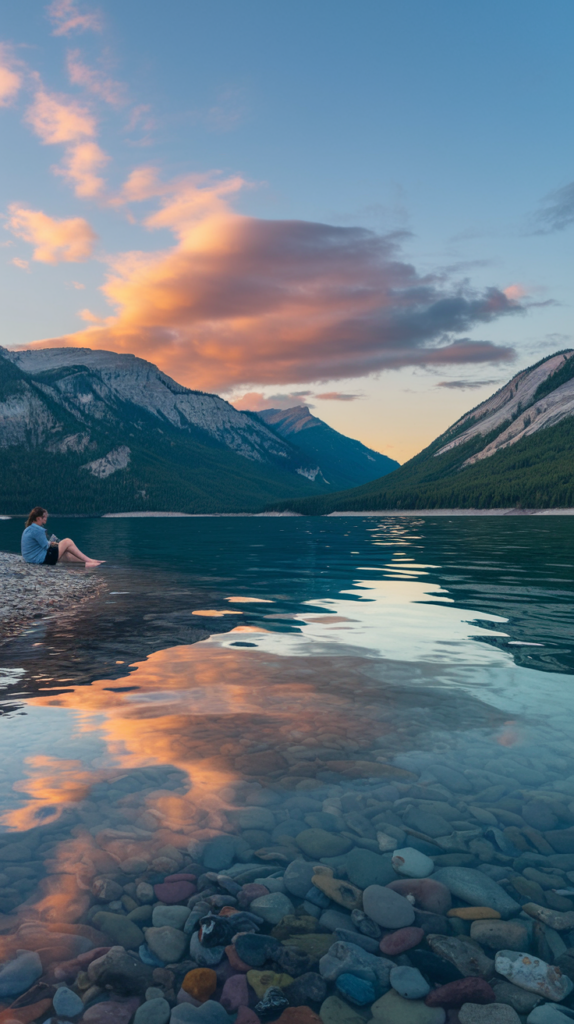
[2,347,313,471]
[435,351,574,464]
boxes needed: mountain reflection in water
[0,514,572,961]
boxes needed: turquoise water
[0,515,573,970]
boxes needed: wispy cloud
[11,256,30,270]
[25,88,96,143]
[533,180,574,234]
[48,0,102,37]
[56,139,109,197]
[6,205,97,263]
[435,378,499,390]
[66,50,127,107]
[0,45,23,107]
[32,173,521,391]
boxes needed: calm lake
[0,515,573,983]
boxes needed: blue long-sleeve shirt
[21,523,50,564]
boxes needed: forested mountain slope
[271,350,574,513]
[253,405,398,491]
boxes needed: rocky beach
[0,553,106,643]
[2,707,574,1023]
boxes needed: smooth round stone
[220,973,249,1012]
[363,884,415,929]
[83,1000,140,1024]
[137,882,155,904]
[425,978,496,1009]
[296,830,353,859]
[250,892,295,924]
[277,1009,322,1024]
[246,970,294,998]
[492,981,544,1015]
[121,857,150,874]
[387,879,452,915]
[470,919,529,952]
[92,911,145,949]
[134,998,171,1024]
[392,848,434,879]
[284,972,327,1006]
[448,907,500,920]
[380,926,425,955]
[236,1009,260,1024]
[235,807,277,831]
[0,951,42,998]
[390,966,431,1000]
[495,950,574,1001]
[203,836,237,871]
[284,860,318,899]
[527,1006,574,1022]
[171,1000,230,1023]
[371,989,446,1023]
[182,968,218,1001]
[154,880,195,903]
[344,848,396,888]
[320,995,367,1024]
[146,925,187,963]
[238,883,270,908]
[335,973,378,1006]
[53,985,84,1017]
[432,868,520,920]
[153,906,191,929]
[458,1005,520,1024]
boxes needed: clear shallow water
[0,516,573,974]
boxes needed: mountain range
[0,346,396,514]
[273,349,574,514]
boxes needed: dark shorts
[43,545,59,565]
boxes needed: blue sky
[1,0,572,459]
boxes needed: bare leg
[58,538,105,567]
[58,550,85,563]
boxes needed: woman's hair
[25,507,47,528]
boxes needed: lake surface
[0,515,573,985]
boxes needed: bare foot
[85,559,105,566]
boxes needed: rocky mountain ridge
[254,405,399,491]
[2,346,316,472]
[271,350,574,513]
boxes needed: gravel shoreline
[0,551,106,642]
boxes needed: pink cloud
[48,0,102,36]
[315,392,363,401]
[66,50,126,107]
[30,175,520,391]
[56,140,109,197]
[25,89,96,144]
[0,47,22,107]
[11,257,29,270]
[6,205,97,263]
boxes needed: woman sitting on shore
[21,507,104,567]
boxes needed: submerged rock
[495,950,574,1001]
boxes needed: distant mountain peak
[257,405,321,434]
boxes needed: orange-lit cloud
[67,49,127,107]
[24,88,109,197]
[11,256,29,270]
[25,88,96,143]
[30,174,520,391]
[56,139,109,196]
[48,0,102,36]
[6,204,97,263]
[316,391,363,401]
[0,46,22,106]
